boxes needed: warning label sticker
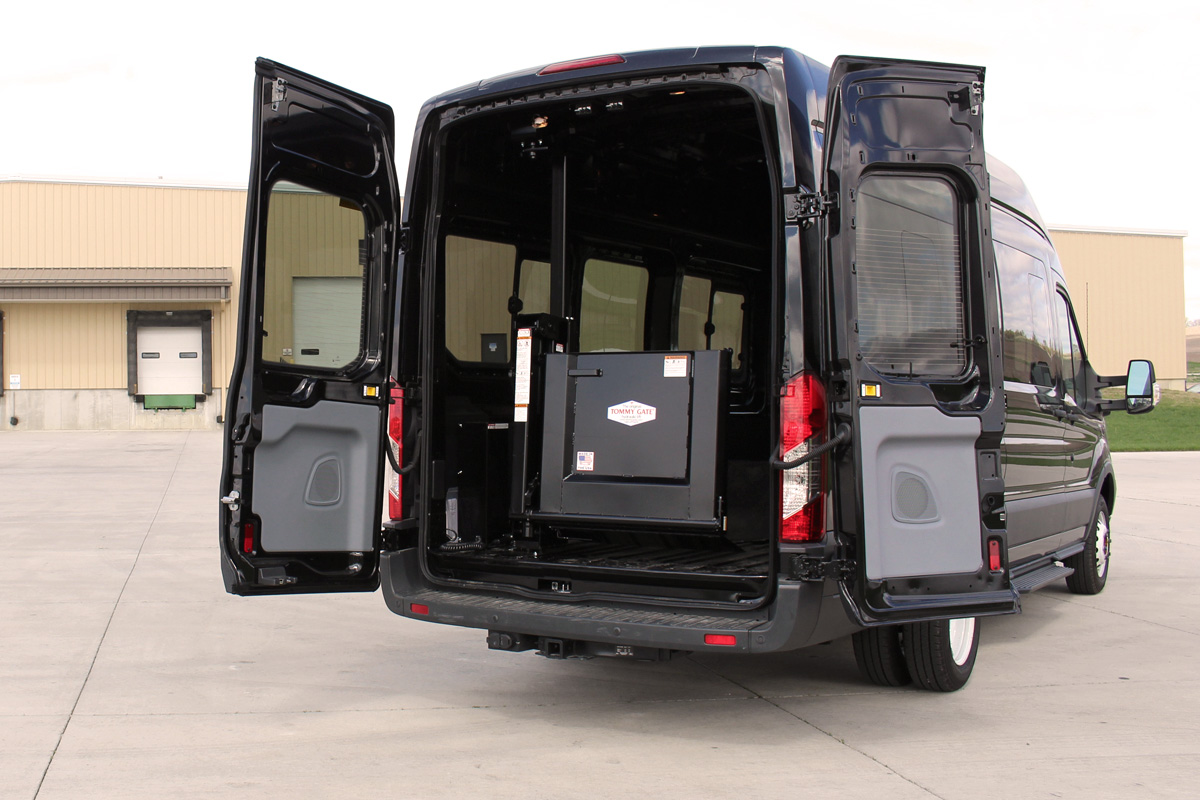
[663,354,688,378]
[607,400,657,427]
[576,451,595,472]
[514,328,532,422]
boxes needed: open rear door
[823,57,1016,623]
[219,59,400,595]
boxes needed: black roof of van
[420,46,1048,238]
[423,46,788,109]
[987,156,1048,237]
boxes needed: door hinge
[271,78,287,111]
[788,554,854,583]
[398,226,411,254]
[785,192,838,227]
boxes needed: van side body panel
[988,183,1111,573]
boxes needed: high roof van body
[219,48,1155,691]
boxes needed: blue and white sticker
[576,451,595,472]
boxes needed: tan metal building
[1050,225,1188,390]
[0,179,1189,430]
[1,178,244,430]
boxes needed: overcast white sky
[2,0,1197,318]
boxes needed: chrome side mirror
[1125,359,1156,414]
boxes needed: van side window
[995,242,1056,389]
[712,291,745,368]
[677,275,745,369]
[444,235,516,362]
[855,176,965,377]
[518,259,551,315]
[579,258,648,352]
[443,238,550,363]
[1053,291,1083,402]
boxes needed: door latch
[271,78,287,111]
[788,554,854,582]
[220,490,240,512]
[785,192,838,227]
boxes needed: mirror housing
[1125,359,1156,414]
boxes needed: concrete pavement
[1,432,1197,798]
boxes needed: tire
[903,617,979,692]
[1065,498,1110,595]
[852,625,911,687]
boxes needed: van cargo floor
[435,539,770,578]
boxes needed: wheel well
[1101,473,1116,515]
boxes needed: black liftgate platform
[531,349,729,531]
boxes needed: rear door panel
[219,59,400,595]
[823,57,1016,622]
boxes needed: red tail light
[988,538,1002,571]
[538,54,626,75]
[704,634,738,646]
[780,372,827,543]
[241,522,255,554]
[387,383,404,520]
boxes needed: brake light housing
[387,383,404,520]
[538,54,626,75]
[779,372,828,543]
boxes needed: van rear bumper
[379,548,855,654]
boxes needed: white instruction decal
[514,328,532,422]
[8,374,19,390]
[607,400,657,427]
[663,354,688,378]
[576,451,595,472]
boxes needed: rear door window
[262,181,367,371]
[855,175,965,377]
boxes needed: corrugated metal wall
[1050,228,1186,385]
[3,301,231,389]
[0,182,243,268]
[0,181,244,391]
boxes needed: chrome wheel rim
[949,617,976,667]
[1095,514,1110,580]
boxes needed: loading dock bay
[1,432,1197,798]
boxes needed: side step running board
[1011,563,1074,593]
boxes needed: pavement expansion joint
[31,432,191,800]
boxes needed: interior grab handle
[771,424,851,471]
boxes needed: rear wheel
[852,625,911,687]
[903,617,978,692]
[1065,498,1110,595]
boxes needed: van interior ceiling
[424,81,779,604]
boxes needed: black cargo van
[219,48,1157,692]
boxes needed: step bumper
[379,548,850,654]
